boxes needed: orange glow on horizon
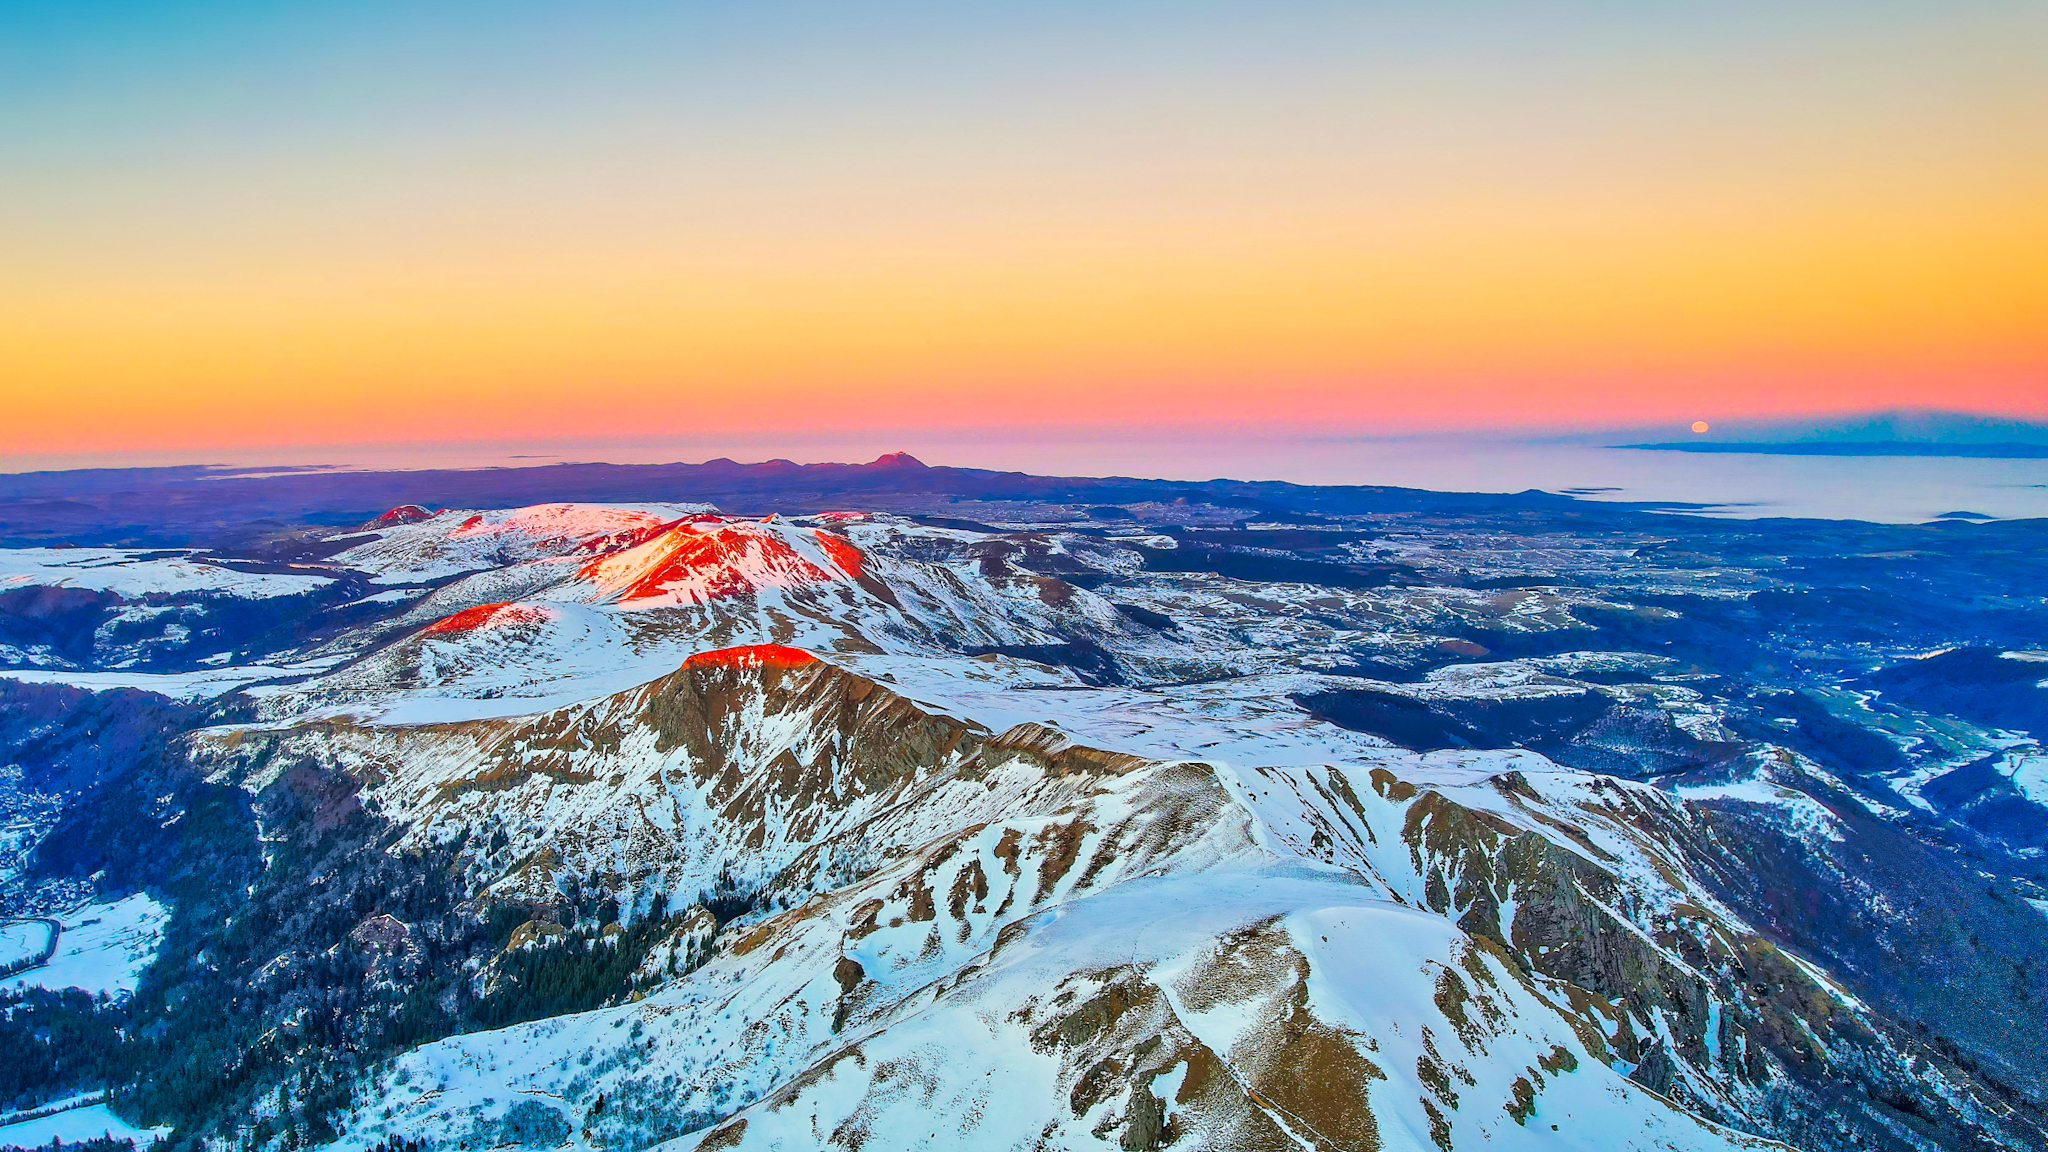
[4,4,2045,461]
[6,193,2043,457]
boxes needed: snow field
[0,920,53,969]
[0,1104,168,1150]
[0,548,332,600]
[8,894,171,998]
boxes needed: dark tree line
[4,675,745,1152]
[10,736,488,1151]
[469,896,690,1030]
[0,1135,160,1152]
[0,990,128,1113]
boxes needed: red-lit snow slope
[370,504,435,526]
[417,601,552,637]
[331,501,719,584]
[574,519,865,607]
[244,508,1209,726]
[681,643,819,670]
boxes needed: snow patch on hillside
[2002,747,2048,807]
[0,1103,168,1149]
[0,920,51,969]
[1,657,347,702]
[7,894,170,997]
[0,548,332,599]
[334,503,717,584]
[839,654,1392,766]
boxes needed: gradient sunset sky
[4,1,2045,462]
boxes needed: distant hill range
[1607,409,2048,457]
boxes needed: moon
[1691,420,1711,434]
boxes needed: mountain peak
[868,451,927,469]
[682,643,819,672]
[370,504,435,526]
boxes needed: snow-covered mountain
[187,639,2030,1151]
[4,489,2047,1152]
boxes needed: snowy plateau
[1,457,2046,1152]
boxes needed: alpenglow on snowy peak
[2,483,2046,1152]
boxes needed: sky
[3,1,2045,464]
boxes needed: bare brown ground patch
[1032,816,1096,903]
[992,827,1024,875]
[1168,921,1386,1151]
[695,1117,746,1149]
